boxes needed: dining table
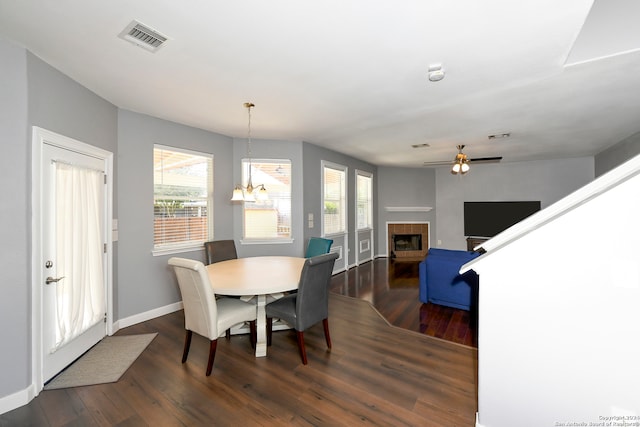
[206,256,306,357]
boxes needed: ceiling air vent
[118,20,168,52]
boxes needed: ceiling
[2,0,640,168]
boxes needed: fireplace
[393,234,422,252]
[387,223,429,259]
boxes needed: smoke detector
[118,20,168,52]
[428,64,445,82]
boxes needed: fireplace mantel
[384,206,433,212]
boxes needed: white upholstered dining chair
[168,257,257,376]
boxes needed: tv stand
[466,237,488,252]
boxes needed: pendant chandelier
[231,102,268,202]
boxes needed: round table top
[206,256,306,296]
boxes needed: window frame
[152,144,214,256]
[321,160,348,237]
[355,169,373,231]
[240,158,293,244]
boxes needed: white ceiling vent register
[118,20,168,52]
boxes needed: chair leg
[182,330,193,363]
[249,320,257,349]
[206,339,218,376]
[266,317,273,346]
[226,328,231,340]
[322,318,332,349]
[296,331,308,365]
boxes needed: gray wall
[595,131,640,177]
[27,56,117,153]
[302,142,377,267]
[376,167,436,255]
[435,157,595,250]
[0,37,29,399]
[117,110,234,319]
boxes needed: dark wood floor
[1,259,477,426]
[330,258,477,347]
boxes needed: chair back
[305,237,333,258]
[204,240,238,264]
[295,252,339,331]
[168,257,220,339]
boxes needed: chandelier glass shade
[231,102,268,202]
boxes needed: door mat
[44,333,157,390]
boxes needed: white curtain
[53,162,105,350]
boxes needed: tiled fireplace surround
[387,223,429,260]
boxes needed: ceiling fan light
[452,163,461,174]
[461,162,470,173]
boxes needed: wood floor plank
[0,401,50,427]
[294,373,428,427]
[73,386,138,426]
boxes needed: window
[242,159,291,241]
[356,170,373,230]
[153,145,213,252]
[323,162,347,235]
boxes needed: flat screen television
[464,201,541,237]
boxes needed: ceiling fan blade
[422,160,455,167]
[423,156,502,166]
[468,156,502,163]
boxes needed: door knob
[45,276,65,285]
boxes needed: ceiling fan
[422,145,502,174]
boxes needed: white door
[41,141,108,383]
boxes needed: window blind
[153,145,213,249]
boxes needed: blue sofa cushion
[419,248,480,310]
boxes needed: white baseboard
[113,301,183,332]
[476,412,485,427]
[0,384,37,416]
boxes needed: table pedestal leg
[229,294,289,357]
[255,294,267,357]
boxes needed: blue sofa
[419,248,481,310]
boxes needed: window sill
[240,238,294,245]
[152,244,204,257]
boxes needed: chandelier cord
[245,102,254,187]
